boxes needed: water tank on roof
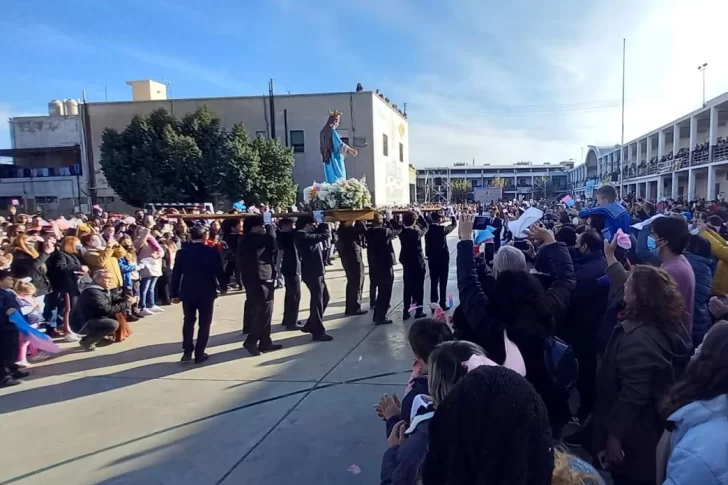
[65,99,79,116]
[48,99,65,116]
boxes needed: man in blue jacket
[579,185,631,241]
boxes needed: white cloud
[347,0,728,166]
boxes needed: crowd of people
[1,188,728,484]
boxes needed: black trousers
[225,257,242,289]
[43,292,58,325]
[493,230,502,252]
[402,265,425,313]
[243,281,274,347]
[157,268,172,305]
[342,257,364,313]
[81,317,119,347]
[0,327,19,380]
[371,266,393,322]
[428,258,449,307]
[242,282,251,334]
[182,297,215,358]
[282,273,301,327]
[303,276,329,336]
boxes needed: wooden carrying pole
[175,207,443,221]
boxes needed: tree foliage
[99,106,297,207]
[450,178,472,203]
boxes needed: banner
[473,187,502,205]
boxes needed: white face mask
[88,237,102,249]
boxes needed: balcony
[0,163,82,179]
[715,138,728,163]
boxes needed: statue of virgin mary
[320,110,357,183]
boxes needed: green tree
[450,178,472,203]
[220,123,260,203]
[250,136,297,207]
[99,106,296,207]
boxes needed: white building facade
[570,92,728,201]
[0,112,87,216]
[416,162,573,203]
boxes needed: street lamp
[698,63,708,107]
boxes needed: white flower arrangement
[303,177,372,210]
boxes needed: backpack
[543,335,578,393]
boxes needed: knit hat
[422,366,554,485]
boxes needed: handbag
[114,312,132,342]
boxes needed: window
[255,131,267,138]
[290,130,305,153]
[383,134,389,156]
[399,143,404,162]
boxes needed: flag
[561,195,575,207]
[9,312,61,354]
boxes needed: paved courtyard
[0,235,460,485]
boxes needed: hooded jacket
[663,395,728,485]
[381,395,433,485]
[700,228,728,295]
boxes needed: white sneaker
[29,351,52,363]
[64,331,82,342]
[151,306,165,313]
[15,360,31,368]
[141,308,155,316]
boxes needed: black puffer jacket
[11,249,51,296]
[456,240,575,427]
[47,250,84,295]
[70,285,129,333]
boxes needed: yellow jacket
[701,228,728,296]
[84,245,127,289]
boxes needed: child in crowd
[376,318,454,436]
[0,269,28,388]
[578,185,631,241]
[13,281,49,367]
[118,235,143,321]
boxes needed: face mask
[647,236,658,252]
[75,242,83,250]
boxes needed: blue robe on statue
[324,129,347,183]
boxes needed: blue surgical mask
[75,242,83,250]
[647,236,658,251]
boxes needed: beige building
[81,82,411,211]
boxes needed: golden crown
[328,109,342,117]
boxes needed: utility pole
[698,63,708,107]
[268,79,276,139]
[620,38,626,197]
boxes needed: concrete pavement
[0,234,461,485]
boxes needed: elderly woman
[455,214,575,436]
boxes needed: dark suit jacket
[276,230,300,277]
[170,242,226,301]
[238,225,277,282]
[337,222,366,264]
[295,224,330,282]
[398,215,429,268]
[366,222,401,270]
[424,216,456,262]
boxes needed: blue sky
[2,0,727,165]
